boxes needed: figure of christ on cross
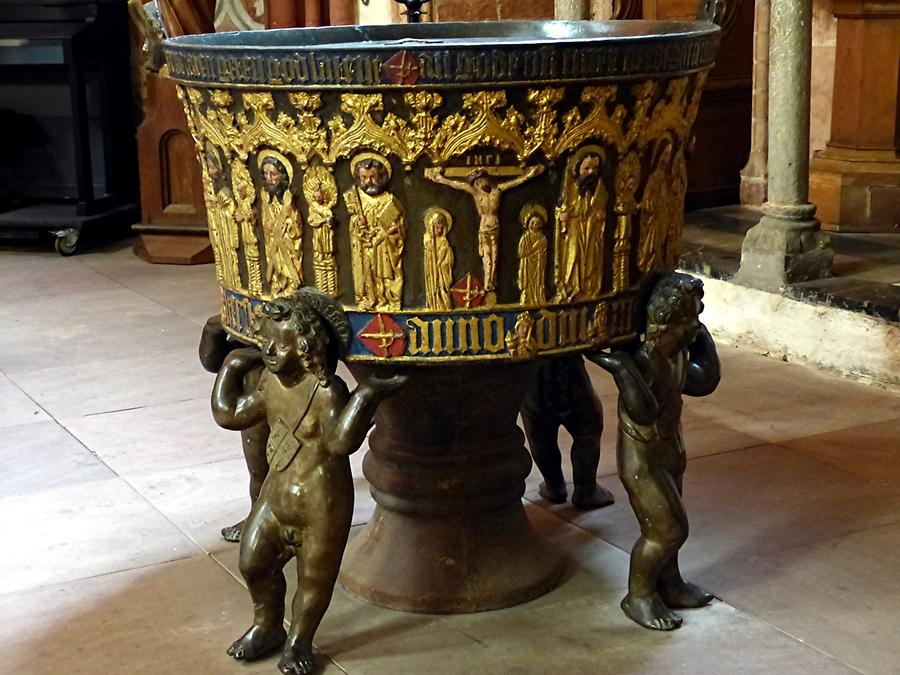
[425,165,545,293]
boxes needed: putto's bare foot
[660,580,715,609]
[221,520,245,543]
[538,480,567,504]
[621,593,683,631]
[278,643,316,674]
[572,483,615,510]
[227,625,287,660]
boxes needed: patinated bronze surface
[199,315,269,542]
[521,356,614,510]
[588,272,720,631]
[210,289,405,672]
[166,19,722,613]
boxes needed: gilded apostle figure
[204,144,240,289]
[588,273,720,631]
[517,204,548,306]
[303,164,339,296]
[212,288,406,674]
[555,147,607,302]
[638,140,674,274]
[425,165,545,295]
[259,151,303,297]
[423,207,455,310]
[232,159,264,296]
[343,154,406,311]
[613,151,641,293]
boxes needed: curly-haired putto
[646,273,704,335]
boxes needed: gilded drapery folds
[167,23,716,362]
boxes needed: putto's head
[354,158,390,196]
[258,297,329,384]
[645,273,705,348]
[261,155,290,196]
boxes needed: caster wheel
[53,229,79,256]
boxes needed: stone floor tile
[81,254,221,328]
[0,249,120,301]
[10,350,214,418]
[532,444,900,589]
[781,417,900,483]
[0,477,199,594]
[0,556,345,675]
[702,521,900,675]
[0,286,202,374]
[0,420,115,498]
[126,457,258,554]
[63,397,240,478]
[315,508,852,675]
[0,372,49,429]
[699,366,900,444]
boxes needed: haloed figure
[211,289,405,674]
[423,208,454,310]
[260,153,302,297]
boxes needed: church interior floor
[2,240,898,675]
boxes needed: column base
[734,205,833,291]
[739,151,768,206]
[809,148,900,233]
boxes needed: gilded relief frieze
[179,73,703,175]
[177,70,708,358]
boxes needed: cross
[393,0,431,23]
[359,314,406,355]
[452,274,486,309]
[382,50,420,85]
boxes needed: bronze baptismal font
[159,3,725,671]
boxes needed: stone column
[739,0,770,205]
[734,0,832,291]
[555,0,589,18]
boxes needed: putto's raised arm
[684,324,721,397]
[211,348,267,430]
[324,374,408,457]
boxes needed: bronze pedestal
[342,362,562,612]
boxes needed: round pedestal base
[340,362,564,613]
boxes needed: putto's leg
[657,474,713,608]
[227,504,290,660]
[279,522,350,675]
[570,432,614,510]
[619,464,687,631]
[522,412,567,503]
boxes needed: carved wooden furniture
[809,0,900,232]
